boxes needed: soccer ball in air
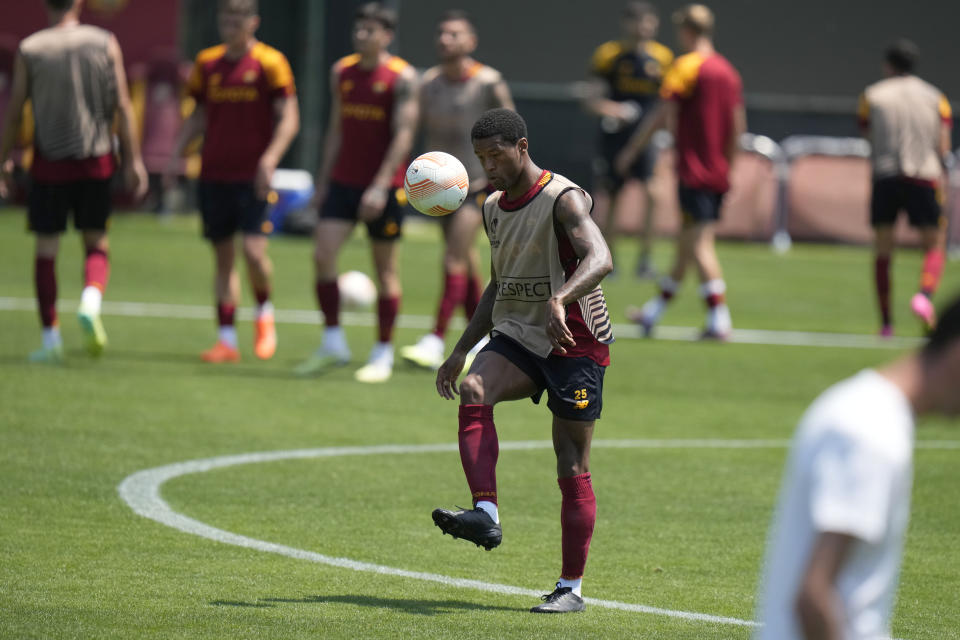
[403,151,469,216]
[338,270,377,311]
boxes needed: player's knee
[443,253,468,274]
[557,453,589,477]
[313,247,334,272]
[459,373,486,404]
[242,243,264,264]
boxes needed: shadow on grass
[209,594,525,615]
[209,600,275,608]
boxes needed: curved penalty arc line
[118,439,957,628]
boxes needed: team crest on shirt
[341,79,354,95]
[210,73,222,86]
[243,69,258,84]
[645,60,662,78]
[372,80,388,94]
[488,217,500,247]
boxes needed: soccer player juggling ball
[432,108,615,614]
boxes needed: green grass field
[1,208,958,639]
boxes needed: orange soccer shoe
[201,341,240,363]
[254,315,277,360]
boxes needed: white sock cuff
[80,285,103,313]
[700,279,726,298]
[558,577,582,597]
[659,276,678,294]
[324,326,344,338]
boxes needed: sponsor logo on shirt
[496,277,552,302]
[341,103,387,121]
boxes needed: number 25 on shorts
[574,387,589,410]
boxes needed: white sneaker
[462,335,489,373]
[626,296,665,337]
[703,305,732,340]
[400,333,445,370]
[294,335,351,376]
[355,342,394,383]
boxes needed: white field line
[117,441,757,627]
[0,296,923,350]
[118,440,955,630]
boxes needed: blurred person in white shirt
[754,293,960,640]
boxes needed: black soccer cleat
[530,583,586,613]
[431,506,502,551]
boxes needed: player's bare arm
[109,35,148,200]
[794,532,855,640]
[547,189,613,354]
[358,65,419,222]
[725,103,747,166]
[0,52,28,199]
[165,104,206,189]
[614,100,674,176]
[582,77,634,122]
[940,115,952,169]
[255,94,300,200]
[313,65,343,208]
[436,266,497,400]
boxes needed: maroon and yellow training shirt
[188,42,295,183]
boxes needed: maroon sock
[920,249,945,297]
[458,404,498,505]
[254,287,270,307]
[558,473,596,580]
[377,295,400,343]
[316,279,340,328]
[35,256,57,328]
[434,272,468,337]
[875,256,892,326]
[83,248,110,293]
[217,302,236,328]
[705,292,725,308]
[464,276,483,320]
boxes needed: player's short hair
[923,294,960,359]
[673,4,714,37]
[218,0,258,15]
[356,2,398,31]
[624,1,658,19]
[471,108,527,144]
[439,9,476,33]
[45,0,77,10]
[885,38,919,74]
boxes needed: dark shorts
[870,177,942,228]
[482,333,606,421]
[594,138,657,192]
[321,181,404,241]
[28,179,112,234]
[198,181,270,241]
[678,185,724,227]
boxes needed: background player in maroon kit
[296,3,418,383]
[617,3,745,339]
[168,0,300,364]
[0,0,147,363]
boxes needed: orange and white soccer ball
[403,152,469,216]
[338,270,377,311]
